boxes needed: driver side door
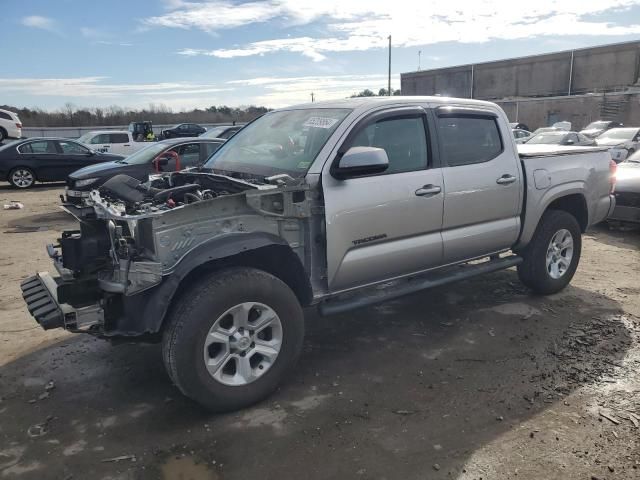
[322,106,444,291]
[55,140,96,180]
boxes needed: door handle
[496,174,516,185]
[124,144,130,147]
[415,184,442,196]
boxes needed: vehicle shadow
[587,223,640,249]
[0,182,65,192]
[4,211,76,233]
[0,269,632,480]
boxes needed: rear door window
[19,140,57,154]
[109,133,129,144]
[0,112,11,120]
[436,116,503,167]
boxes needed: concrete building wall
[571,43,640,94]
[401,41,640,100]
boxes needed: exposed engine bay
[94,171,268,216]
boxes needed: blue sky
[1,0,640,111]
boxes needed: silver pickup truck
[21,97,616,411]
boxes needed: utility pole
[311,92,315,103]
[418,50,421,71]
[388,35,392,96]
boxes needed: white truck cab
[77,130,146,157]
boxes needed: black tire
[162,267,304,411]
[0,128,6,143]
[8,167,36,189]
[517,210,582,295]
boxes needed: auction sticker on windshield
[303,117,339,129]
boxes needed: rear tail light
[609,159,617,193]
[16,123,22,128]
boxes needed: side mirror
[332,146,389,180]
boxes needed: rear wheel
[517,210,582,294]
[9,167,35,189]
[162,267,304,411]
[0,128,6,143]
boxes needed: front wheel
[162,267,304,411]
[517,210,582,294]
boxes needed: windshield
[526,132,566,144]
[585,121,608,130]
[120,142,170,165]
[598,129,637,141]
[204,108,351,178]
[77,133,93,144]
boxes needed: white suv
[0,109,22,142]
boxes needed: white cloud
[0,74,399,110]
[0,77,232,98]
[228,74,401,108]
[151,0,640,60]
[80,26,101,38]
[21,15,58,32]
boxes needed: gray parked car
[580,120,623,139]
[525,131,596,146]
[608,151,640,224]
[596,127,640,163]
[21,96,615,411]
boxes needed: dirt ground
[0,183,639,480]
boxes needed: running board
[318,255,523,316]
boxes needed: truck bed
[515,144,614,249]
[517,144,610,158]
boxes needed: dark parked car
[161,123,206,139]
[65,137,225,203]
[524,131,596,147]
[608,151,640,225]
[580,120,623,139]
[200,124,243,140]
[0,137,123,189]
[509,122,530,131]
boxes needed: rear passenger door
[17,140,60,181]
[323,106,444,290]
[56,140,96,178]
[108,133,132,155]
[435,106,522,263]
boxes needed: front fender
[108,232,290,337]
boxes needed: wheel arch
[545,193,588,231]
[516,186,588,250]
[112,233,312,338]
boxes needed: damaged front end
[21,171,313,338]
